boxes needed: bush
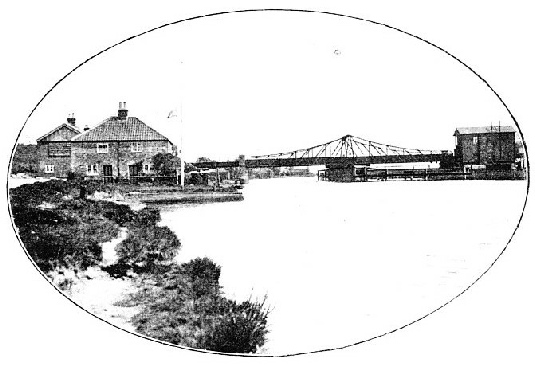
[203,297,269,353]
[11,144,38,174]
[152,153,177,176]
[10,179,181,274]
[115,225,181,273]
[181,257,221,298]
[123,258,270,353]
[13,206,115,272]
[10,180,118,272]
[131,207,161,227]
[10,180,73,208]
[97,201,137,226]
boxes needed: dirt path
[101,227,128,266]
[62,228,140,332]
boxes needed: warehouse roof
[453,126,516,136]
[72,117,171,142]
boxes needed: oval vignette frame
[6,8,531,358]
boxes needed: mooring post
[238,154,249,184]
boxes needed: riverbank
[8,175,244,205]
[8,179,268,353]
[124,188,243,204]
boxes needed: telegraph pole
[180,100,185,189]
[178,60,185,189]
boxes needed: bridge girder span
[191,134,452,169]
[250,134,442,160]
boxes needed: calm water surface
[158,177,526,354]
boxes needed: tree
[196,156,213,163]
[152,153,177,176]
[11,144,38,174]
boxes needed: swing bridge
[191,134,453,170]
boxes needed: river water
[158,177,527,355]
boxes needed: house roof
[37,123,81,142]
[72,116,172,143]
[454,126,516,136]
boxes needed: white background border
[1,1,533,364]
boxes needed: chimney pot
[83,125,90,131]
[118,101,128,119]
[67,113,76,126]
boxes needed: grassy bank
[118,258,269,353]
[9,179,269,353]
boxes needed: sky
[19,10,516,162]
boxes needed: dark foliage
[10,180,115,271]
[10,180,74,208]
[97,201,137,226]
[101,261,131,278]
[203,297,269,353]
[9,179,176,273]
[115,225,180,274]
[130,207,161,227]
[12,204,114,272]
[181,257,221,298]
[152,153,177,177]
[10,179,268,353]
[11,144,38,174]
[122,258,269,353]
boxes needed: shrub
[10,180,118,272]
[123,259,270,353]
[10,180,180,274]
[11,144,38,174]
[152,153,177,176]
[115,225,181,273]
[202,297,270,353]
[131,207,161,227]
[181,257,221,298]
[10,180,73,208]
[97,201,137,226]
[13,206,115,272]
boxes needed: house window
[143,163,153,173]
[44,165,54,173]
[97,143,109,154]
[131,142,143,152]
[473,136,478,145]
[87,164,98,175]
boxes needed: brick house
[70,102,175,180]
[453,126,516,171]
[36,114,81,177]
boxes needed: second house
[71,102,175,181]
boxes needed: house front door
[129,165,140,180]
[103,165,113,182]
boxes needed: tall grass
[119,258,270,353]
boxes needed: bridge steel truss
[192,134,453,169]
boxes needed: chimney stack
[118,102,128,120]
[67,113,76,126]
[83,125,90,132]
